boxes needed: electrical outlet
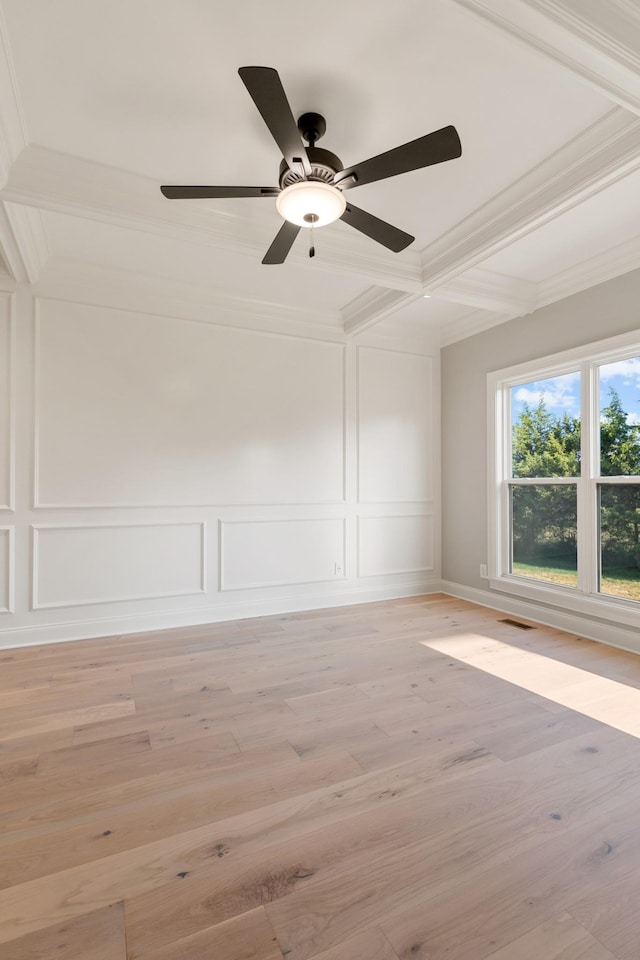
[480,564,488,579]
[334,562,343,576]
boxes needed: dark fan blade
[239,66,312,177]
[161,185,279,199]
[335,125,461,190]
[340,202,414,253]
[262,221,301,264]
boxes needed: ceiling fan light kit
[276,180,346,227]
[161,66,462,264]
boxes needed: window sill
[488,575,640,631]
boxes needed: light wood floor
[2,595,640,960]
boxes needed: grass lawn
[512,560,640,601]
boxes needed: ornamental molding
[451,0,640,114]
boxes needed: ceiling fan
[161,66,462,264]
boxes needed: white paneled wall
[0,527,12,612]
[35,299,345,506]
[358,347,433,503]
[0,287,440,647]
[358,515,434,578]
[32,522,205,608]
[0,295,13,510]
[220,518,346,590]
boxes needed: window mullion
[577,361,596,595]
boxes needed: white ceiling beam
[1,145,424,296]
[452,0,640,114]
[35,255,347,342]
[440,308,517,347]
[342,287,421,337]
[421,108,640,289]
[435,267,537,316]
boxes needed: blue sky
[511,356,640,426]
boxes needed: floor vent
[498,618,535,630]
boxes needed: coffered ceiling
[0,0,638,343]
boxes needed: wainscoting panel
[0,527,13,613]
[32,522,206,609]
[358,514,434,577]
[220,518,346,591]
[35,298,345,507]
[0,295,13,510]
[357,347,433,503]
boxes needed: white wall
[0,284,439,647]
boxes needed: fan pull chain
[304,212,318,259]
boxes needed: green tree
[511,400,579,565]
[512,401,579,478]
[600,388,640,569]
[600,388,640,476]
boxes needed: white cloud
[627,412,640,426]
[600,357,640,386]
[513,376,578,411]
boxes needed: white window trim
[488,327,640,631]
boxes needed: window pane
[599,484,640,602]
[599,357,640,476]
[511,484,577,587]
[511,373,580,478]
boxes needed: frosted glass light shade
[276,181,346,227]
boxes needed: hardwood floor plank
[0,744,331,869]
[0,728,74,762]
[36,730,151,776]
[0,730,240,823]
[6,902,126,960]
[123,742,498,956]
[568,872,640,960]
[0,756,39,786]
[484,912,616,959]
[0,700,136,742]
[307,927,400,960]
[265,727,640,960]
[0,751,363,943]
[129,906,284,960]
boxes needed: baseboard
[441,579,640,657]
[0,578,441,650]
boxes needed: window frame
[488,328,640,630]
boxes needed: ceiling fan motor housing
[279,147,343,188]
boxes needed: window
[488,331,640,627]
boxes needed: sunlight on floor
[421,633,640,739]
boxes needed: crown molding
[538,231,640,307]
[0,270,15,292]
[421,108,640,289]
[359,320,441,356]
[440,230,640,345]
[34,256,348,343]
[0,201,28,281]
[1,145,423,295]
[436,267,537,315]
[341,287,421,336]
[451,0,640,114]
[2,201,49,282]
[440,308,516,347]
[36,257,442,353]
